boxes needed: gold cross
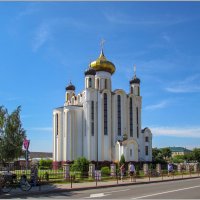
[134,64,136,76]
[100,39,105,51]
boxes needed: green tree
[0,106,26,164]
[171,155,185,163]
[152,148,165,163]
[192,148,200,162]
[161,147,172,161]
[119,154,125,165]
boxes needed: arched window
[131,87,133,94]
[130,97,133,137]
[104,93,108,135]
[88,78,92,88]
[117,95,121,136]
[91,101,94,136]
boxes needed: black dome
[65,82,75,91]
[85,67,96,76]
[130,76,140,84]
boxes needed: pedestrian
[167,163,173,177]
[129,162,135,182]
[120,164,125,181]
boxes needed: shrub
[101,166,110,177]
[71,157,89,177]
[39,159,52,169]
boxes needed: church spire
[100,38,105,56]
[134,64,136,78]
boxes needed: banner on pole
[23,139,30,150]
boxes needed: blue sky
[0,2,200,152]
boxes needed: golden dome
[90,50,115,74]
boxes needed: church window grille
[91,101,94,136]
[117,95,121,136]
[56,113,58,135]
[130,97,133,137]
[104,93,108,135]
[88,78,92,88]
[145,146,149,156]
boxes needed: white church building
[53,48,152,167]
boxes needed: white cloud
[166,74,200,93]
[32,23,51,52]
[16,5,39,20]
[103,12,189,26]
[151,126,200,138]
[144,100,168,110]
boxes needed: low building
[169,147,191,157]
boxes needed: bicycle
[0,173,32,193]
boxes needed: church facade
[53,49,152,167]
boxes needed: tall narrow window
[145,136,149,142]
[138,87,140,96]
[136,107,139,138]
[117,95,121,136]
[130,97,133,137]
[56,113,59,135]
[145,146,149,156]
[91,101,94,136]
[104,93,108,135]
[130,149,133,157]
[131,87,133,94]
[88,78,92,88]
[97,78,99,89]
[105,79,107,89]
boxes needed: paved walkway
[1,173,200,198]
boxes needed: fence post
[182,170,183,179]
[70,176,73,189]
[148,170,151,182]
[116,172,118,184]
[95,173,97,187]
[161,170,163,181]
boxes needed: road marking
[132,185,200,199]
[89,193,106,198]
[106,188,130,194]
[84,188,130,198]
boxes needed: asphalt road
[7,178,200,199]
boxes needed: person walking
[167,163,173,177]
[129,162,135,182]
[120,164,125,182]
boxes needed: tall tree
[192,148,200,162]
[161,147,172,161]
[152,148,165,163]
[0,106,26,164]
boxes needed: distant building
[53,47,152,168]
[169,147,191,157]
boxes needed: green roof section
[169,147,191,153]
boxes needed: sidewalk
[1,173,200,198]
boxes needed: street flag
[23,139,30,150]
